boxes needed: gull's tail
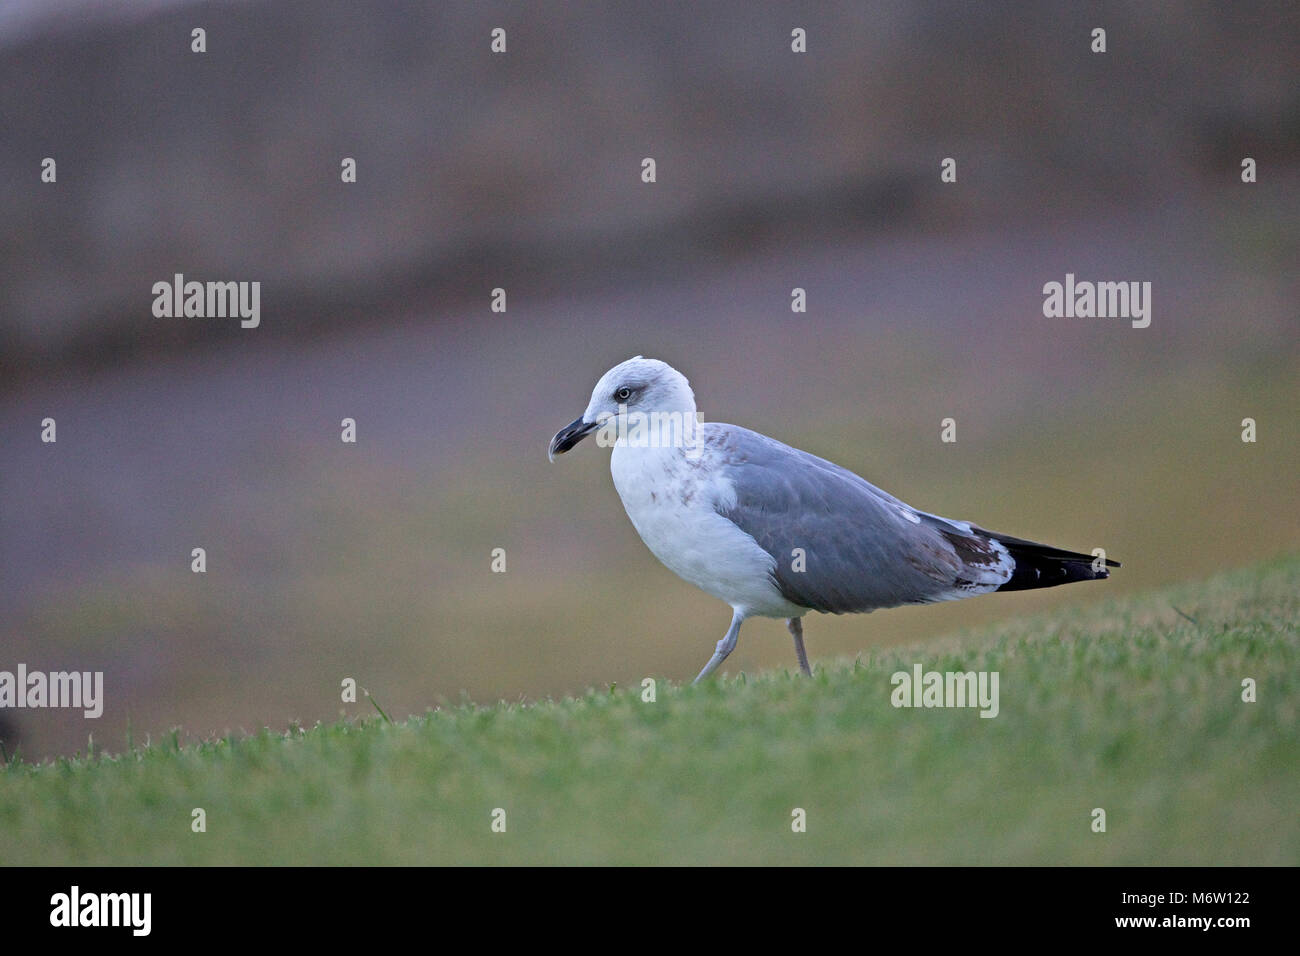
[977,528,1120,592]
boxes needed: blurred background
[1,0,1296,760]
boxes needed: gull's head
[548,356,697,461]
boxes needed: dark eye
[615,387,632,402]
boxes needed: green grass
[2,555,1296,865]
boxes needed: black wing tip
[996,550,1119,593]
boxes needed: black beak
[548,417,599,461]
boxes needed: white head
[548,357,697,460]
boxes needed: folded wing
[709,424,1114,615]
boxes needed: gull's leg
[692,610,744,684]
[787,617,811,676]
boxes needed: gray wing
[707,424,1012,614]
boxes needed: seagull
[548,357,1119,683]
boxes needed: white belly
[609,444,804,618]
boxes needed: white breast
[609,443,804,619]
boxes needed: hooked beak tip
[548,416,597,461]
